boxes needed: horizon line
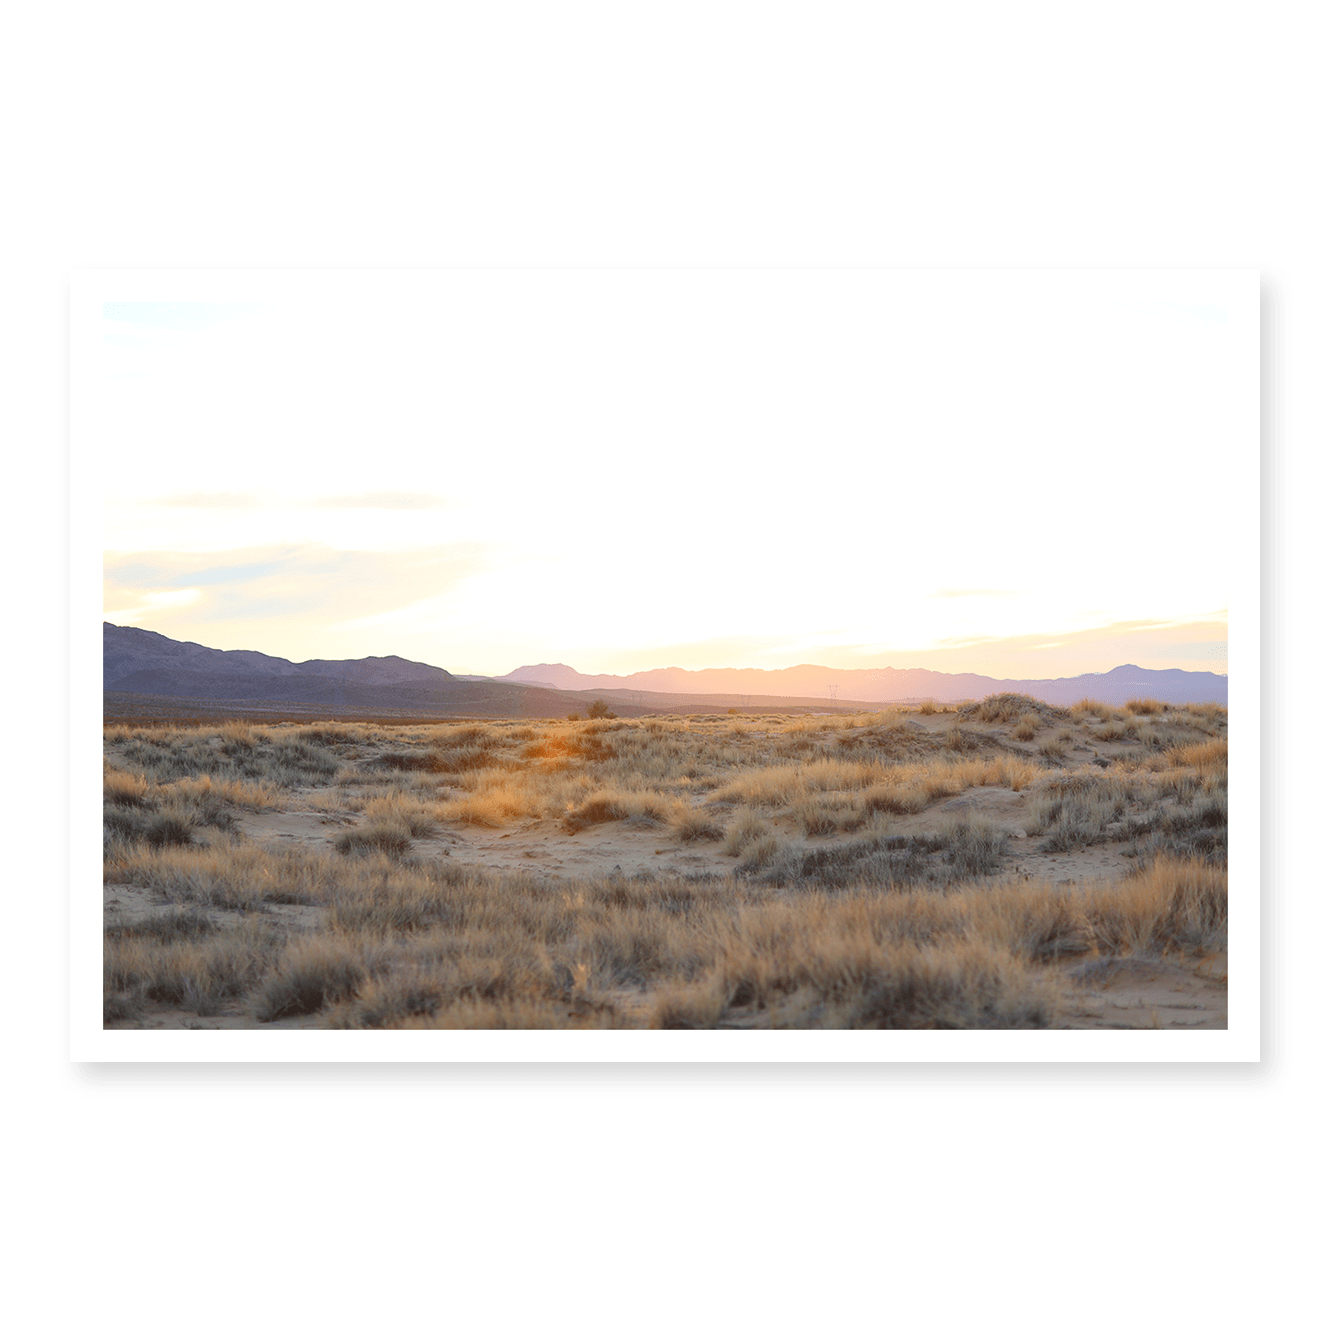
[103,621,1228,682]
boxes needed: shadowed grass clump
[333,825,413,858]
[760,835,935,889]
[104,916,286,1020]
[253,938,372,1021]
[375,751,450,773]
[651,900,1061,1029]
[1122,799,1228,867]
[672,808,726,843]
[791,793,865,836]
[103,806,196,848]
[1086,856,1227,954]
[562,788,681,834]
[104,906,219,943]
[941,817,1009,877]
[757,818,1005,889]
[945,725,987,753]
[107,724,343,788]
[105,767,235,848]
[107,840,340,910]
[1026,774,1132,850]
[723,808,771,856]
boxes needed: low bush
[333,825,413,858]
[253,938,371,1021]
[1012,712,1041,741]
[940,817,1008,877]
[672,809,725,843]
[103,806,195,848]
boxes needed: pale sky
[85,270,1249,680]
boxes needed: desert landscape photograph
[78,268,1255,1048]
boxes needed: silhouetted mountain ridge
[104,623,455,691]
[102,623,1228,713]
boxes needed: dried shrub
[1012,712,1041,741]
[253,939,370,1021]
[672,809,725,843]
[333,825,413,858]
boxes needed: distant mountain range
[497,660,1228,708]
[102,623,1228,719]
[105,624,457,692]
[103,624,580,719]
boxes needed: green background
[23,2,1308,1330]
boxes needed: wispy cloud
[103,544,492,646]
[104,589,203,623]
[107,555,287,588]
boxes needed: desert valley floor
[101,696,1228,1030]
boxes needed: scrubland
[102,695,1229,1029]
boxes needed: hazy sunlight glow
[88,270,1250,679]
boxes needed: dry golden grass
[1012,711,1042,741]
[1168,736,1228,774]
[103,697,1229,1029]
[1124,697,1164,716]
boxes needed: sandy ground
[104,709,1227,1031]
[107,811,1225,1032]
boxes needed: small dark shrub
[103,806,147,842]
[333,826,412,858]
[145,813,197,847]
[377,751,447,772]
[105,805,196,847]
[254,949,367,1021]
[674,811,725,843]
[945,725,985,753]
[105,908,219,943]
[942,819,1008,877]
[760,834,939,889]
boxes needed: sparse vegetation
[1012,712,1041,741]
[102,698,1229,1029]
